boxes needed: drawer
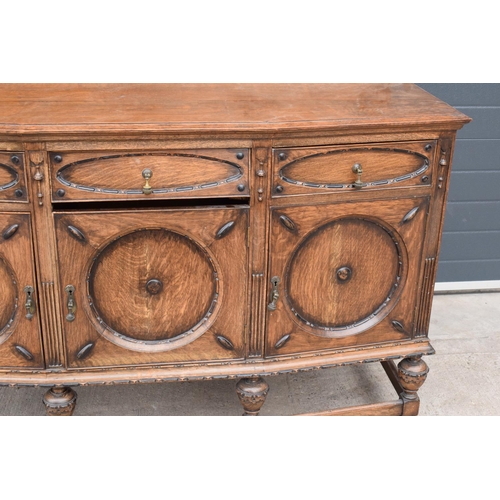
[272,141,436,197]
[50,149,249,202]
[0,152,27,202]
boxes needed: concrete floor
[1,293,498,416]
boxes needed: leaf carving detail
[216,221,235,239]
[67,225,86,242]
[402,206,419,224]
[275,334,291,349]
[279,215,297,232]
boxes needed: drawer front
[272,141,436,197]
[55,207,248,368]
[0,152,27,202]
[50,149,249,202]
[266,196,429,357]
[0,213,44,368]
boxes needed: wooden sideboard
[0,84,470,416]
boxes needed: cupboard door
[55,207,248,368]
[0,213,43,368]
[266,197,429,357]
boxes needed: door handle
[24,286,35,320]
[267,276,281,311]
[65,285,76,322]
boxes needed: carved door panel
[0,213,44,368]
[55,207,248,368]
[266,197,429,357]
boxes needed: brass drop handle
[65,285,76,322]
[352,163,364,189]
[24,286,35,320]
[267,276,281,311]
[142,168,153,195]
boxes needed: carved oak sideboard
[0,84,470,416]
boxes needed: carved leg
[43,386,77,416]
[236,376,269,416]
[397,356,429,415]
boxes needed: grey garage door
[417,84,500,284]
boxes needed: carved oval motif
[15,345,34,361]
[392,320,406,333]
[402,206,420,224]
[280,148,429,189]
[279,215,297,233]
[87,228,221,352]
[0,256,18,344]
[275,334,291,349]
[0,163,19,191]
[67,225,86,242]
[216,335,234,350]
[216,221,236,239]
[2,224,19,240]
[76,342,95,360]
[56,153,243,194]
[285,217,407,337]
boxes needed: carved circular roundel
[0,255,18,344]
[86,228,221,352]
[285,217,407,337]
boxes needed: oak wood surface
[0,84,470,136]
[0,212,43,368]
[0,152,27,202]
[300,400,404,416]
[266,196,429,355]
[50,148,249,202]
[0,339,435,386]
[0,84,471,416]
[273,141,435,197]
[55,207,248,367]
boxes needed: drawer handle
[142,169,153,195]
[352,163,364,189]
[267,276,281,311]
[65,285,76,322]
[24,286,35,320]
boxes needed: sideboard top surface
[0,83,470,136]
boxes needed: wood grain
[299,400,404,416]
[41,282,65,367]
[0,339,435,386]
[0,213,43,368]
[0,256,16,335]
[266,196,429,355]
[0,84,471,416]
[0,152,27,202]
[0,84,470,136]
[90,228,216,341]
[247,144,272,357]
[55,207,248,366]
[51,148,249,202]
[274,141,435,197]
[287,218,400,328]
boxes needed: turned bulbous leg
[43,386,77,416]
[236,376,269,416]
[397,355,429,401]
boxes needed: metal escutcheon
[267,276,281,311]
[65,285,76,322]
[24,286,35,320]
